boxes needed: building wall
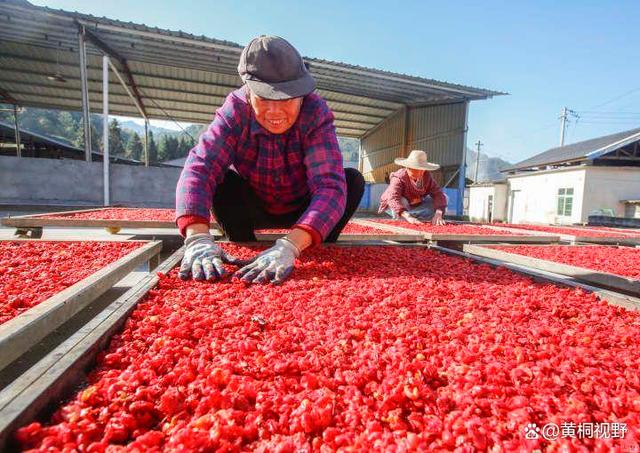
[625,203,640,219]
[468,186,493,221]
[368,183,388,213]
[506,166,640,224]
[0,156,181,207]
[507,168,587,224]
[406,102,466,168]
[493,184,508,221]
[360,102,466,183]
[468,184,508,222]
[359,109,404,183]
[583,167,640,218]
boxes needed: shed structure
[0,0,502,213]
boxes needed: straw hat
[394,150,440,171]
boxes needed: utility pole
[474,140,483,183]
[559,107,579,146]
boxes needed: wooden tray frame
[0,239,161,371]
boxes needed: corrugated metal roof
[506,127,640,171]
[0,0,503,137]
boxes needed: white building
[468,182,508,222]
[500,127,640,224]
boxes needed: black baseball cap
[238,35,316,100]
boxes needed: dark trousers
[212,168,365,242]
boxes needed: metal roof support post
[402,105,410,157]
[78,27,92,162]
[102,55,110,206]
[13,104,21,157]
[144,119,149,167]
[457,101,470,216]
[106,59,147,120]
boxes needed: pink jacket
[378,168,447,215]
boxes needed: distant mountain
[118,120,181,137]
[119,121,206,149]
[465,148,512,183]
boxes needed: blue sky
[31,0,640,163]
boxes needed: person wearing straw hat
[378,150,448,225]
[175,35,365,285]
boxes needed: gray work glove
[401,212,423,225]
[234,238,299,284]
[179,233,243,281]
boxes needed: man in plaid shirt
[176,36,364,285]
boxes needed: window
[557,188,574,216]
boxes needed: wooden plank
[565,225,640,236]
[463,244,640,297]
[0,248,183,451]
[426,233,559,243]
[0,240,162,371]
[574,236,640,246]
[432,245,640,312]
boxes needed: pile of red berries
[46,208,177,222]
[257,222,395,235]
[15,245,640,451]
[372,219,520,235]
[492,245,640,280]
[0,241,141,325]
[45,208,217,224]
[587,226,640,236]
[502,224,634,238]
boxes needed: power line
[577,111,640,115]
[577,121,640,125]
[506,121,558,144]
[567,114,580,143]
[582,87,640,112]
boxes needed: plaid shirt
[378,168,447,215]
[176,87,346,242]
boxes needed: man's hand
[234,238,299,284]
[179,233,241,281]
[401,212,422,225]
[432,210,445,226]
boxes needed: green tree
[178,136,194,158]
[126,132,144,161]
[159,134,180,161]
[147,130,158,163]
[72,113,102,153]
[108,118,125,157]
